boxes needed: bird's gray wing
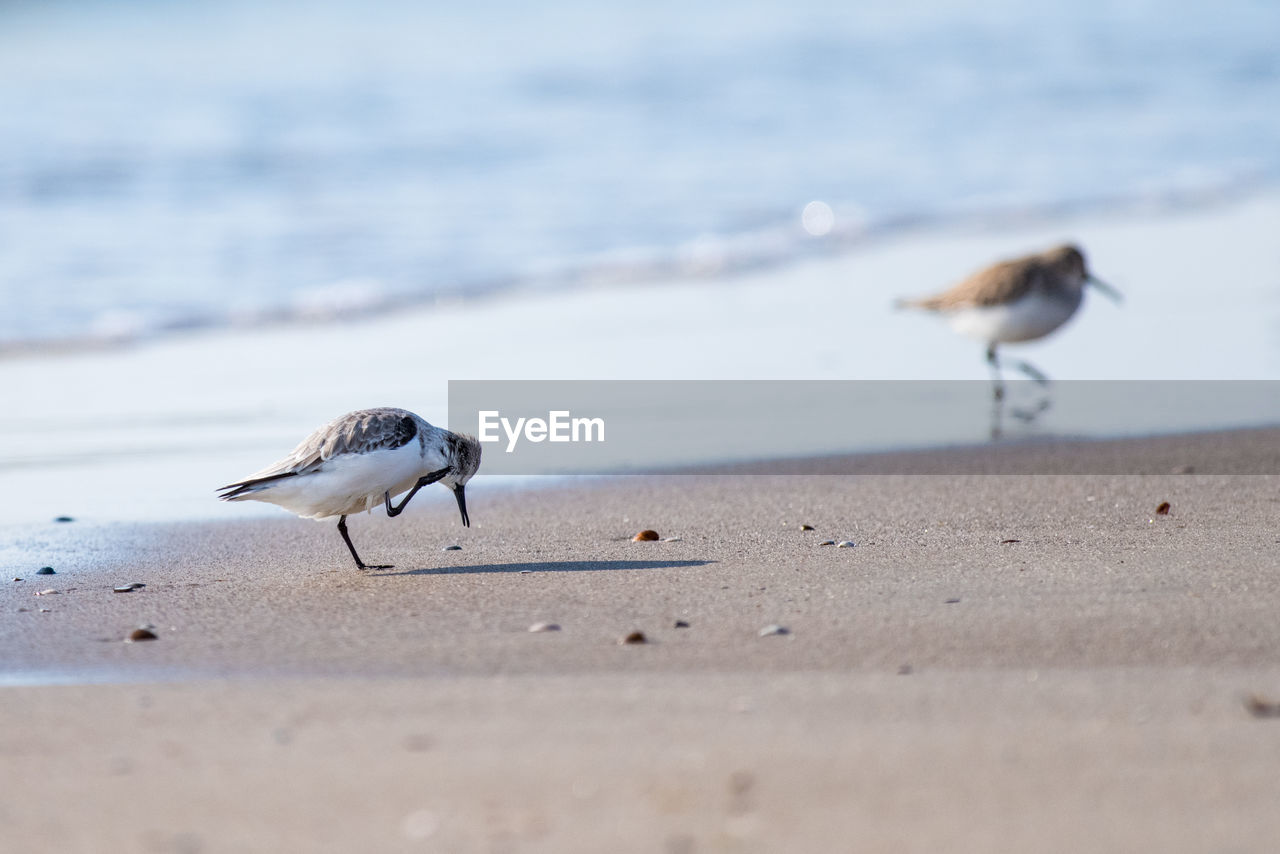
[218,408,419,495]
[906,257,1042,310]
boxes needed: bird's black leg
[1011,358,1050,386]
[337,514,392,570]
[384,466,451,518]
[1008,358,1052,424]
[987,344,1005,440]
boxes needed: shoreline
[3,179,1273,362]
[3,191,1280,525]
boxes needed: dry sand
[4,432,1280,852]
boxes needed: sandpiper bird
[218,408,481,569]
[898,243,1121,434]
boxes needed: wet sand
[4,431,1280,851]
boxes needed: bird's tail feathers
[894,295,942,312]
[217,472,298,501]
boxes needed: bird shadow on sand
[376,559,715,577]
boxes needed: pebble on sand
[36,567,55,575]
[619,630,648,644]
[674,619,691,628]
[528,622,561,632]
[113,583,146,593]
[1245,694,1280,718]
[126,627,158,642]
[632,530,660,542]
[442,545,462,551]
[1156,501,1172,515]
[836,541,856,548]
[818,540,835,546]
[54,516,74,523]
[759,624,790,637]
[799,524,815,531]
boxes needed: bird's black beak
[454,484,470,528]
[1087,274,1123,304]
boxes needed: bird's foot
[1009,399,1052,424]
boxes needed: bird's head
[442,433,482,527]
[1046,244,1121,303]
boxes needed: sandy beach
[5,429,1280,852]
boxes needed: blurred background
[2,0,1277,350]
[2,0,1279,526]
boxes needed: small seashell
[759,624,790,637]
[528,622,561,633]
[836,540,856,548]
[632,530,660,542]
[39,608,51,613]
[442,545,462,551]
[799,524,815,531]
[661,536,682,542]
[12,577,22,582]
[1155,501,1171,515]
[36,567,55,575]
[126,627,158,642]
[818,540,835,546]
[113,583,146,593]
[34,589,59,596]
[674,619,690,628]
[619,630,647,644]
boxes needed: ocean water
[1,0,1277,350]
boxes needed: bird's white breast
[251,442,428,520]
[945,289,1083,345]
